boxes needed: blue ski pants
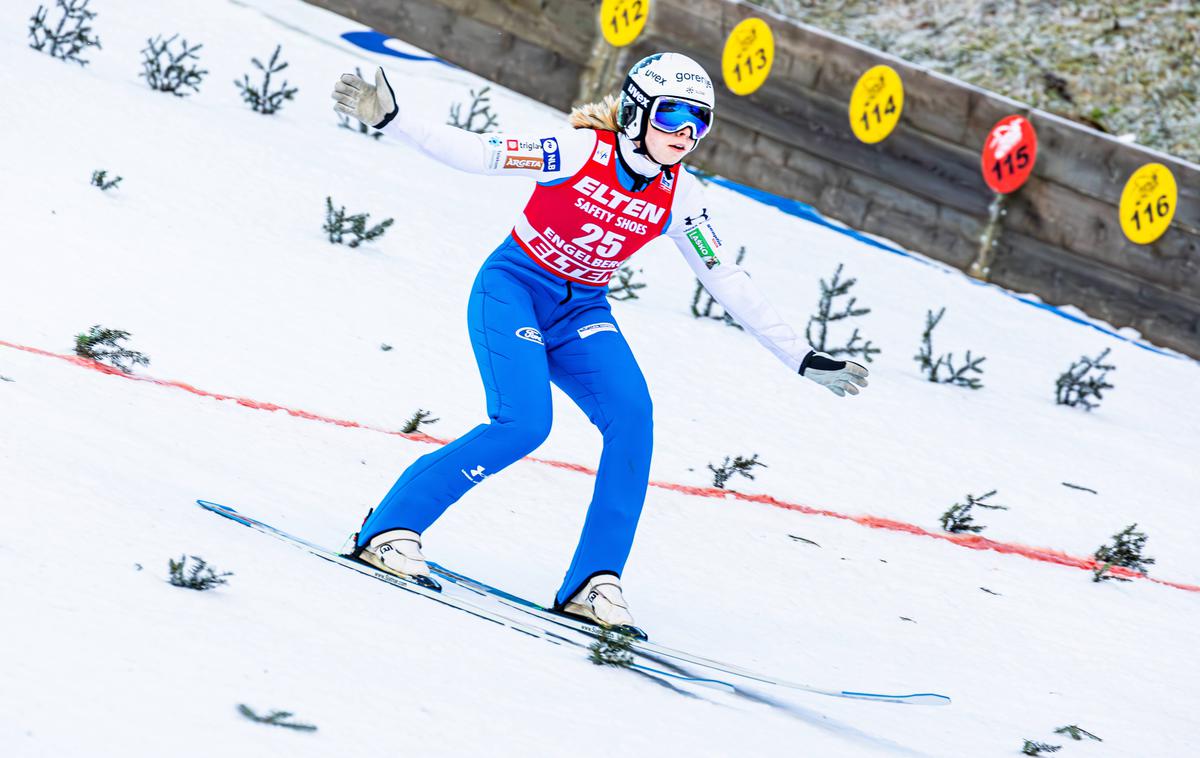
[359,237,654,606]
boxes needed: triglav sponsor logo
[515,326,544,344]
[505,138,542,153]
[577,322,618,339]
[659,170,674,191]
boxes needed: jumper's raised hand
[799,350,870,397]
[331,66,398,129]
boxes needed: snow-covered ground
[2,1,1197,755]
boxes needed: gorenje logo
[676,71,711,89]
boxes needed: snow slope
[2,1,1197,755]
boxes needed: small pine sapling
[447,86,500,133]
[91,170,122,191]
[139,34,207,96]
[707,454,766,489]
[588,628,634,668]
[237,704,317,732]
[607,266,647,301]
[1055,348,1115,410]
[168,555,232,590]
[1053,725,1102,742]
[939,490,1007,534]
[1092,523,1155,582]
[74,325,149,373]
[29,0,101,66]
[914,308,986,389]
[323,197,394,247]
[805,263,880,363]
[1021,741,1061,756]
[337,67,383,140]
[691,246,746,329]
[235,45,298,115]
[401,409,439,434]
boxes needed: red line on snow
[5,338,1197,594]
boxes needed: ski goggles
[649,97,713,140]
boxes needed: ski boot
[347,529,441,591]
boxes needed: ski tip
[841,691,952,706]
[414,574,443,593]
[613,624,649,642]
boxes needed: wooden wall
[306,0,1200,358]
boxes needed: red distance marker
[981,115,1037,194]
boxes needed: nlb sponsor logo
[541,137,560,172]
[515,327,544,344]
[577,322,618,339]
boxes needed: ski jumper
[360,119,813,606]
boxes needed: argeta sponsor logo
[504,155,544,170]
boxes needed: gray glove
[331,66,398,129]
[799,350,869,397]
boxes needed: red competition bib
[511,130,678,286]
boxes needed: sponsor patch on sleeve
[592,140,612,166]
[686,227,721,269]
[504,155,544,170]
[540,137,560,172]
[577,322,618,339]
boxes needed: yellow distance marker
[600,0,650,48]
[1119,163,1177,245]
[849,65,904,144]
[722,18,774,96]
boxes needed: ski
[196,499,735,690]
[197,499,950,706]
[428,562,952,706]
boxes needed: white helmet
[618,53,716,143]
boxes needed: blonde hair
[568,94,621,131]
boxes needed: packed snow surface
[2,1,1197,756]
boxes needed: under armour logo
[461,465,488,484]
[684,208,709,226]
